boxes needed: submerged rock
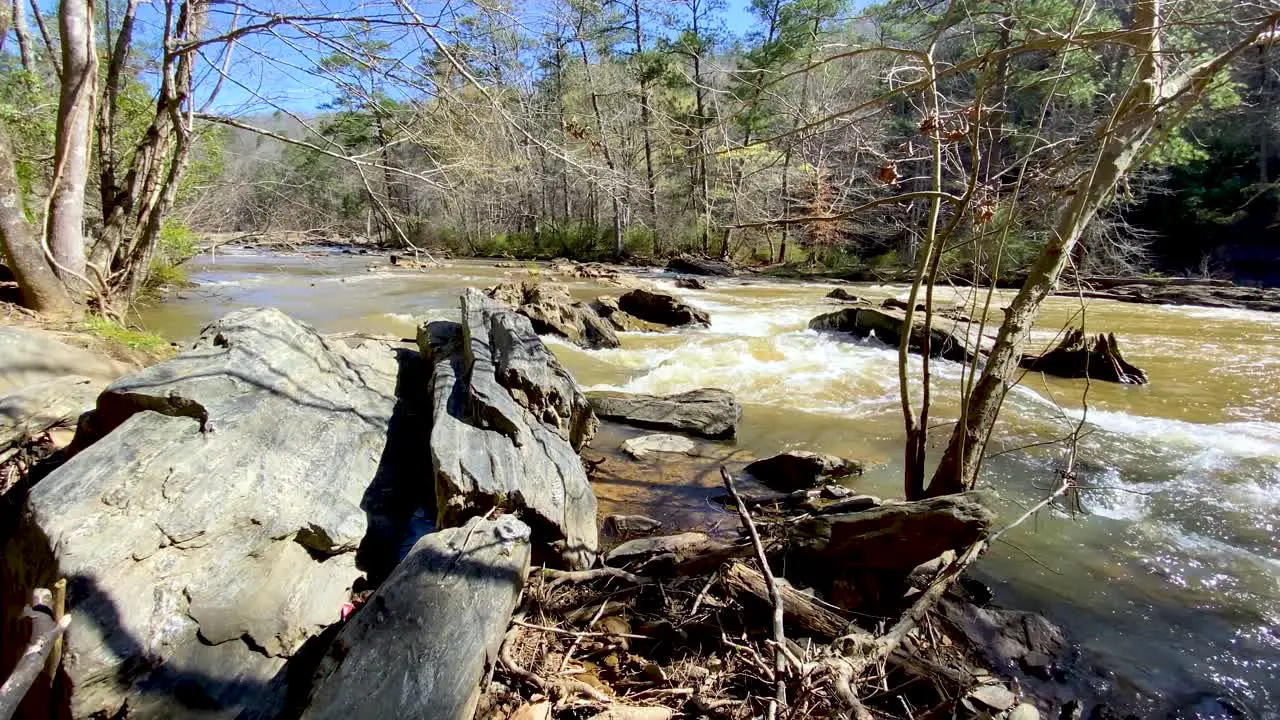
[1019,328,1149,384]
[621,433,696,459]
[743,451,864,492]
[617,289,711,327]
[1,308,408,719]
[587,388,740,439]
[422,290,598,569]
[666,254,735,277]
[603,514,663,537]
[302,515,530,720]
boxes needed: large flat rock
[302,516,530,720]
[1,308,411,719]
[586,388,741,439]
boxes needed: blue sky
[186,0,766,114]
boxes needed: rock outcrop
[808,306,979,363]
[587,388,740,439]
[421,289,598,569]
[617,289,710,327]
[666,254,736,277]
[1019,328,1149,384]
[484,282,620,349]
[302,515,530,720]
[1,308,410,719]
[743,451,864,492]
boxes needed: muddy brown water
[139,249,1280,717]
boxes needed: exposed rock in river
[617,289,711,327]
[1019,328,1149,384]
[1,308,409,718]
[674,276,707,290]
[666,254,736,277]
[421,289,598,569]
[808,306,980,363]
[591,296,668,333]
[302,515,530,720]
[743,450,864,492]
[586,388,740,439]
[825,288,865,303]
[484,281,620,349]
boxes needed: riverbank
[194,233,1280,315]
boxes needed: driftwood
[1019,328,1149,384]
[0,589,72,720]
[720,562,848,640]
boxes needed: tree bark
[46,0,98,289]
[0,132,77,317]
[11,0,34,71]
[632,0,658,250]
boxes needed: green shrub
[145,220,201,291]
[83,315,171,355]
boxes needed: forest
[2,0,1280,324]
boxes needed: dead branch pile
[477,470,1041,720]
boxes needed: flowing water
[140,249,1280,717]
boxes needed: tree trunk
[0,132,78,317]
[632,0,658,251]
[46,0,98,290]
[11,0,34,71]
[576,34,624,258]
[928,0,1172,496]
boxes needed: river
[139,249,1280,717]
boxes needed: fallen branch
[0,589,72,720]
[720,562,848,640]
[721,466,787,719]
[542,566,651,588]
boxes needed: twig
[0,589,72,720]
[513,619,650,641]
[498,624,611,704]
[560,601,609,673]
[43,579,66,682]
[542,566,650,588]
[721,466,787,718]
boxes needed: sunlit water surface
[139,249,1280,716]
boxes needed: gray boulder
[587,388,740,439]
[666,254,735,277]
[0,325,133,395]
[743,451,864,492]
[617,289,710,327]
[421,290,598,569]
[485,281,620,349]
[0,375,100,459]
[302,516,530,720]
[0,308,409,719]
[808,306,978,364]
[789,492,994,571]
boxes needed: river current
[139,249,1280,717]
